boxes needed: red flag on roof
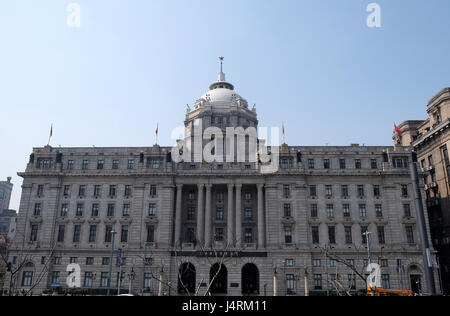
[394,123,403,136]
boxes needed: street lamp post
[107,230,117,296]
[128,267,136,294]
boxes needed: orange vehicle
[367,285,413,296]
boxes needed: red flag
[155,124,158,136]
[394,123,403,136]
[50,124,53,137]
[282,123,285,135]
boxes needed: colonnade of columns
[173,182,265,249]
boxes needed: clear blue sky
[0,0,449,210]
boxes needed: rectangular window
[107,204,115,217]
[78,185,86,197]
[94,185,101,197]
[121,225,128,243]
[406,226,414,244]
[339,159,346,169]
[381,274,390,289]
[377,226,385,244]
[373,185,380,197]
[308,159,315,169]
[97,160,104,170]
[401,185,408,197]
[314,274,322,289]
[86,257,94,265]
[34,203,41,216]
[84,272,93,287]
[22,271,33,286]
[348,274,356,290]
[215,228,224,241]
[37,184,44,197]
[375,204,383,217]
[186,228,195,243]
[244,192,252,201]
[244,207,253,220]
[109,185,117,197]
[88,225,97,243]
[146,226,154,243]
[76,204,83,217]
[328,226,336,244]
[149,203,157,216]
[100,272,109,288]
[403,204,411,217]
[324,159,330,169]
[310,185,317,197]
[67,160,74,170]
[57,225,65,242]
[325,185,332,197]
[355,159,362,169]
[216,207,224,220]
[357,185,364,197]
[124,185,132,197]
[341,185,348,197]
[345,226,352,244]
[104,225,113,243]
[188,190,196,201]
[63,185,70,196]
[310,204,318,218]
[70,257,78,264]
[359,204,367,217]
[371,159,378,169]
[381,259,388,268]
[343,204,350,217]
[244,228,253,243]
[187,207,196,221]
[361,226,368,244]
[127,159,134,169]
[217,191,223,201]
[123,204,131,217]
[102,257,110,265]
[82,160,89,170]
[150,185,157,197]
[286,274,295,294]
[30,224,38,241]
[285,259,294,267]
[326,204,334,218]
[73,225,81,242]
[112,160,119,170]
[51,271,60,284]
[312,259,321,267]
[312,226,319,244]
[91,204,99,217]
[285,227,292,244]
[284,204,291,217]
[283,185,290,198]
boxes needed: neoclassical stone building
[4,68,441,296]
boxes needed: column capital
[176,183,184,188]
[257,183,265,189]
[235,183,242,189]
[205,184,213,190]
[197,183,205,189]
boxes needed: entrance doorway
[242,263,260,295]
[210,263,227,295]
[410,275,422,295]
[178,263,196,294]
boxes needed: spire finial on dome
[218,56,225,81]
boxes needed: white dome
[201,88,243,106]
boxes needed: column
[227,183,234,246]
[257,184,265,249]
[204,184,212,248]
[235,183,242,248]
[196,184,205,246]
[174,184,183,247]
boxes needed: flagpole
[47,124,52,146]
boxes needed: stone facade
[3,70,441,296]
[395,87,450,294]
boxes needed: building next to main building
[3,66,442,296]
[395,87,450,294]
